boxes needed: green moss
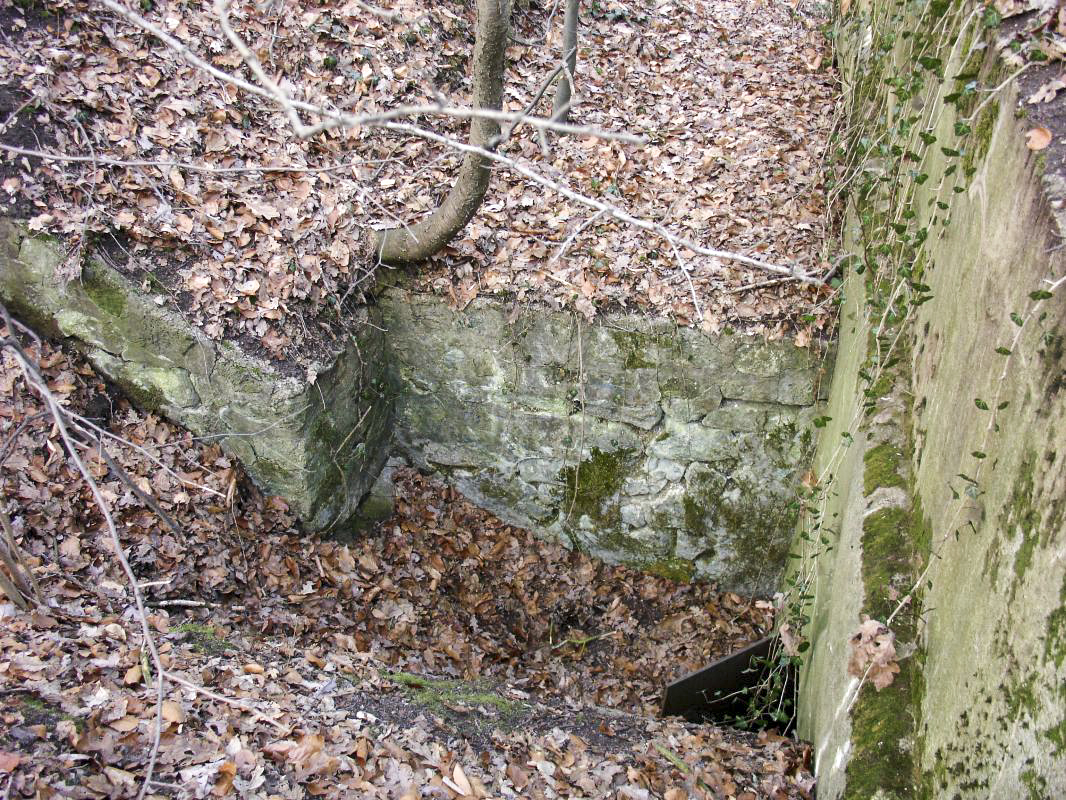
[1021,769,1049,800]
[642,557,695,582]
[844,666,919,799]
[861,507,912,619]
[683,495,708,538]
[1004,451,1039,586]
[963,101,1000,174]
[558,447,631,524]
[1004,673,1039,723]
[864,442,905,495]
[387,672,523,719]
[609,330,655,370]
[82,264,128,318]
[1044,575,1066,668]
[1043,717,1066,755]
[685,466,796,590]
[174,623,235,655]
[119,372,166,411]
[848,498,926,798]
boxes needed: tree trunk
[551,0,579,122]
[373,0,511,265]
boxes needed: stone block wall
[0,217,830,593]
[382,289,830,594]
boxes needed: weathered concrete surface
[0,220,395,531]
[382,289,830,593]
[794,1,1066,796]
[0,217,831,590]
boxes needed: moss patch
[1044,575,1066,668]
[863,442,905,495]
[844,667,919,799]
[964,101,1000,174]
[861,507,913,619]
[1003,450,1040,587]
[641,556,695,582]
[387,672,524,721]
[81,263,128,319]
[685,465,797,591]
[558,447,631,524]
[608,330,655,370]
[173,623,235,655]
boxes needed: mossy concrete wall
[381,289,830,594]
[795,1,1066,796]
[0,219,395,531]
[0,216,831,591]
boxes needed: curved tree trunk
[551,0,579,122]
[373,0,511,265]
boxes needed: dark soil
[1003,12,1066,210]
[0,85,55,218]
[0,1,62,218]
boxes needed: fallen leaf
[451,763,473,796]
[1026,125,1052,151]
[847,616,900,690]
[162,700,186,724]
[0,751,21,773]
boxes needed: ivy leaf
[994,346,1012,355]
[1029,289,1054,300]
[974,398,989,410]
[972,451,987,459]
[1010,312,1024,327]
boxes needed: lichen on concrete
[794,0,1066,794]
[0,218,396,532]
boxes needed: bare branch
[381,121,823,283]
[92,0,640,144]
[0,303,164,800]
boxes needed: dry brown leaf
[213,761,237,796]
[0,751,21,774]
[1026,126,1053,151]
[124,664,143,684]
[451,763,473,796]
[162,700,186,724]
[847,616,900,690]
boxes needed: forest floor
[0,327,815,798]
[0,0,837,365]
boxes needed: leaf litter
[0,0,838,363]
[1,328,816,797]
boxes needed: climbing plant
[740,0,1066,734]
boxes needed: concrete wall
[794,1,1066,796]
[0,220,395,531]
[0,218,830,591]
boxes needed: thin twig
[0,302,166,800]
[163,671,289,732]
